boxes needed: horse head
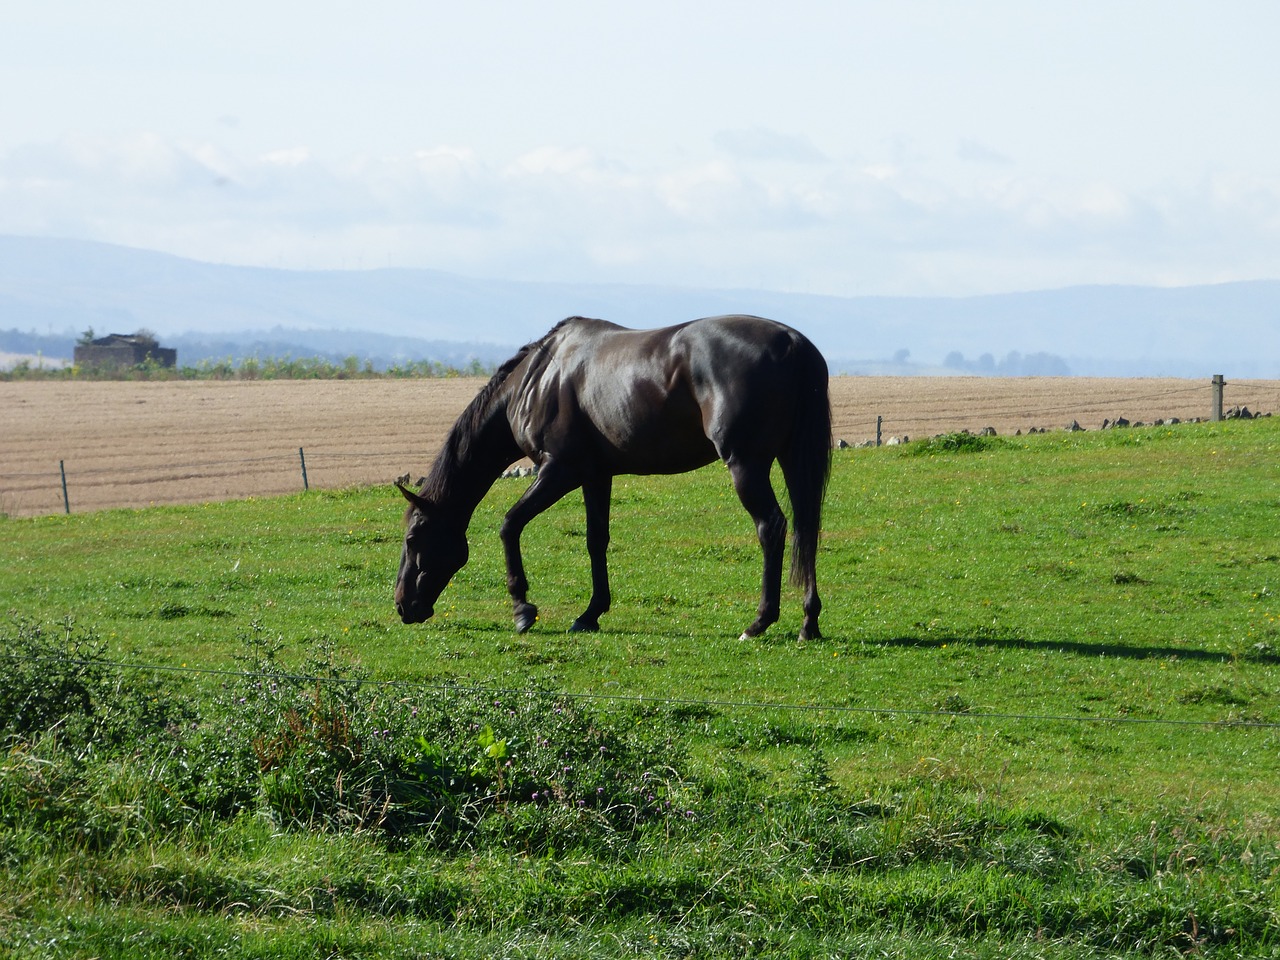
[394,483,469,624]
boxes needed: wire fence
[838,380,1275,445]
[882,382,1208,430]
[3,377,1277,517]
[1,449,419,517]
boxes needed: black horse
[395,314,831,640]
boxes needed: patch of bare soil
[2,376,1276,517]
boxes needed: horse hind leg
[774,361,830,642]
[727,458,786,641]
[798,576,822,642]
[780,455,824,642]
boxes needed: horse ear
[396,482,431,512]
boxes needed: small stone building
[74,333,177,370]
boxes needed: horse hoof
[514,606,538,633]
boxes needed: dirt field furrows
[3,376,1276,517]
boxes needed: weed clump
[908,431,1005,455]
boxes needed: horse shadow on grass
[407,611,1280,667]
[881,633,1280,666]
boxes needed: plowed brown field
[3,376,1276,517]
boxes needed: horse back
[508,315,825,474]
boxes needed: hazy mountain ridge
[2,235,1278,377]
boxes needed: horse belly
[614,430,717,475]
[589,379,718,475]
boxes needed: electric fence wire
[858,383,1245,434]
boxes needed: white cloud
[261,147,311,167]
[2,131,1279,296]
[956,138,1013,166]
[509,146,604,178]
[713,128,826,164]
[859,164,899,183]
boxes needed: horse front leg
[500,523,539,634]
[499,462,579,633]
[571,476,613,632]
[728,459,786,640]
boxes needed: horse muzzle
[397,600,435,624]
[395,573,435,624]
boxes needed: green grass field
[2,418,1278,957]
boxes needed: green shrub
[0,617,188,750]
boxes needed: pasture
[2,414,1278,957]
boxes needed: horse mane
[418,319,579,502]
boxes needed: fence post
[876,415,883,447]
[299,447,309,491]
[59,460,70,514]
[1211,374,1225,422]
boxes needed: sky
[2,1,1279,298]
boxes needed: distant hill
[2,235,1278,377]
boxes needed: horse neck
[422,387,521,518]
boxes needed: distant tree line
[2,352,494,382]
[2,327,75,357]
[943,349,1071,376]
[0,327,496,381]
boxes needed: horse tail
[782,339,832,589]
